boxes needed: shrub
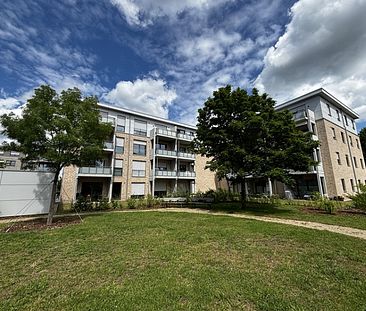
[96,198,110,210]
[111,200,122,209]
[72,196,93,212]
[127,198,137,209]
[312,192,336,214]
[348,184,366,211]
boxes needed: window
[350,179,355,192]
[133,140,146,156]
[179,164,187,172]
[361,158,364,169]
[311,123,316,134]
[345,154,350,167]
[349,136,353,146]
[336,152,341,165]
[10,151,20,156]
[156,143,167,150]
[115,138,124,154]
[327,104,331,116]
[320,177,326,194]
[344,115,349,126]
[356,139,360,149]
[131,183,145,197]
[341,179,346,192]
[5,160,16,166]
[132,161,146,177]
[354,156,358,168]
[336,109,340,121]
[116,115,126,132]
[114,159,123,176]
[341,132,345,143]
[331,127,336,139]
[0,150,4,155]
[134,120,147,136]
[352,120,355,130]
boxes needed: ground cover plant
[1,212,365,310]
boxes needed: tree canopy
[0,85,113,223]
[193,86,319,204]
[359,127,366,161]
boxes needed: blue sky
[1,0,366,129]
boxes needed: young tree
[193,86,319,207]
[0,85,113,224]
[359,127,366,161]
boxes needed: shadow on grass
[198,201,296,216]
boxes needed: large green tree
[0,85,113,224]
[359,127,366,161]
[193,86,319,207]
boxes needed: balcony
[153,170,177,177]
[293,110,308,123]
[177,133,194,141]
[103,141,114,150]
[151,128,177,138]
[177,152,195,159]
[78,166,112,176]
[155,149,177,157]
[100,117,115,125]
[178,171,196,178]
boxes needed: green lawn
[1,212,366,311]
[207,202,366,230]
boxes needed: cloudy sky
[1,0,366,132]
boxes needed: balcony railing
[177,152,195,159]
[154,170,177,177]
[177,133,194,141]
[100,117,115,125]
[104,142,114,150]
[293,110,307,122]
[155,149,177,157]
[78,167,112,175]
[178,171,196,177]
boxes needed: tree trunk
[47,171,60,225]
[240,178,247,209]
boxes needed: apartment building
[0,150,22,170]
[269,88,366,199]
[60,104,219,203]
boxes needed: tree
[359,127,366,161]
[0,85,113,224]
[193,86,319,207]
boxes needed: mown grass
[1,212,365,311]
[206,202,366,230]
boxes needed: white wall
[0,170,55,217]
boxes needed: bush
[127,198,137,209]
[72,196,93,211]
[95,198,110,210]
[349,184,366,211]
[312,192,337,214]
[111,200,122,209]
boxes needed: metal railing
[178,171,196,177]
[177,152,195,159]
[104,141,114,149]
[155,128,177,137]
[154,170,177,177]
[78,167,112,175]
[100,117,115,125]
[177,133,194,140]
[155,149,177,156]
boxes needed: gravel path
[1,208,366,240]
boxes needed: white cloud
[103,77,177,118]
[110,0,229,26]
[255,0,366,120]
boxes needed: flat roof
[98,103,197,130]
[276,88,359,119]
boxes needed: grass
[1,212,366,310]
[206,201,366,230]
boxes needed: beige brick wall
[195,155,225,192]
[316,119,366,197]
[60,165,78,203]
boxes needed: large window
[115,138,124,154]
[133,140,146,156]
[134,120,147,136]
[341,179,346,192]
[336,152,341,165]
[114,159,123,176]
[116,115,126,133]
[131,183,145,197]
[345,154,350,167]
[132,161,146,177]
